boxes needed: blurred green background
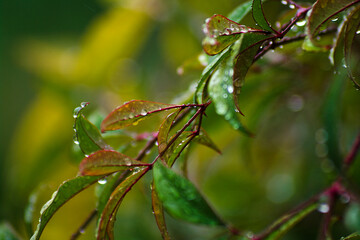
[1,0,360,239]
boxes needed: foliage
[2,0,360,239]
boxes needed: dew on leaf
[296,20,306,27]
[98,179,107,185]
[80,102,89,108]
[73,107,82,118]
[281,0,287,5]
[227,85,234,93]
[317,203,330,213]
[289,4,295,9]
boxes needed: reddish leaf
[158,110,181,154]
[79,150,148,176]
[343,6,360,89]
[151,182,171,240]
[307,0,360,43]
[101,100,177,132]
[97,167,148,240]
[203,14,264,55]
[195,128,221,154]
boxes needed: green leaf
[153,162,224,226]
[194,128,221,154]
[162,131,194,167]
[151,182,171,240]
[73,102,110,156]
[323,71,346,169]
[95,172,123,217]
[79,150,148,176]
[306,0,360,43]
[208,38,256,135]
[158,110,181,154]
[0,222,22,240]
[195,48,231,104]
[227,1,253,22]
[343,6,360,89]
[233,33,269,113]
[252,0,275,32]
[264,202,318,240]
[97,167,147,240]
[341,233,360,240]
[101,100,177,132]
[30,176,103,240]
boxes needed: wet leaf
[162,131,194,167]
[158,110,181,154]
[227,1,253,22]
[341,233,360,240]
[343,6,360,89]
[208,38,255,136]
[233,33,269,113]
[101,100,177,132]
[194,128,221,154]
[73,102,110,156]
[153,162,224,226]
[203,15,262,55]
[306,0,359,43]
[96,172,122,217]
[97,167,147,240]
[0,222,22,240]
[79,150,147,176]
[252,0,275,32]
[151,182,171,240]
[30,176,103,240]
[195,48,231,104]
[264,202,318,240]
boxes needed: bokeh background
[1,0,360,239]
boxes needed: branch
[343,133,360,171]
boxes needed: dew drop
[73,139,80,145]
[331,17,338,22]
[356,30,360,34]
[222,93,228,98]
[98,179,107,185]
[318,203,330,213]
[281,0,287,5]
[227,85,234,93]
[80,102,88,108]
[140,110,148,116]
[296,20,306,27]
[73,107,82,118]
[289,4,295,9]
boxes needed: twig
[343,133,360,171]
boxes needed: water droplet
[73,139,80,145]
[279,45,283,49]
[281,0,287,5]
[98,179,107,185]
[318,203,330,213]
[208,38,217,45]
[340,194,350,204]
[79,229,85,234]
[73,107,82,118]
[227,85,234,93]
[222,93,228,98]
[356,30,360,34]
[289,4,295,9]
[140,110,148,116]
[80,102,88,108]
[296,20,306,27]
[128,113,135,118]
[331,17,338,22]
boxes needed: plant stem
[343,133,360,171]
[70,209,98,240]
